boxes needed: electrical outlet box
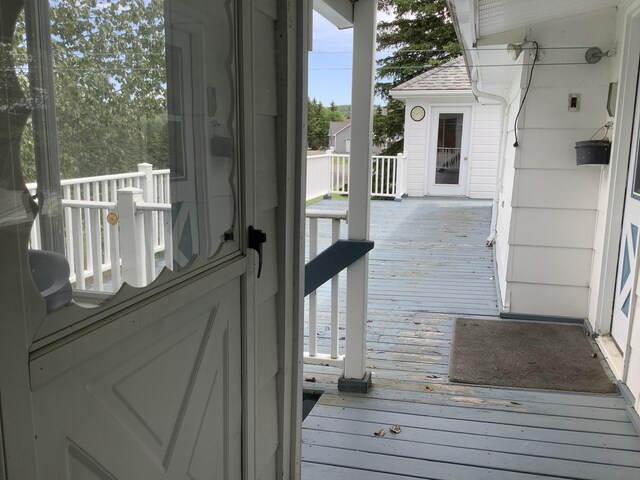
[568,94,580,112]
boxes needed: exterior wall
[401,95,499,199]
[469,104,500,198]
[500,9,616,318]
[494,72,523,311]
[590,0,640,407]
[334,126,351,153]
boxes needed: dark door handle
[248,226,267,278]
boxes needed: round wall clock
[410,106,425,122]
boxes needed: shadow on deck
[302,198,640,480]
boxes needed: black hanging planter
[575,140,611,166]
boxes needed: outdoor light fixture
[506,43,524,61]
[506,41,537,61]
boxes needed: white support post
[137,163,154,202]
[342,0,377,391]
[118,188,146,287]
[395,153,404,200]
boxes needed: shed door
[0,0,251,478]
[427,107,472,196]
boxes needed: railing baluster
[109,221,121,292]
[308,217,318,357]
[331,218,340,359]
[163,211,173,269]
[64,185,74,272]
[71,207,85,290]
[386,157,392,195]
[144,209,155,282]
[101,180,110,263]
[89,208,103,291]
[83,183,93,272]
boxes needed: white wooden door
[0,0,254,478]
[427,107,472,196]
[31,276,243,479]
[612,72,640,352]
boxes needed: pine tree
[374,0,460,154]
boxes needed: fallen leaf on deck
[414,322,421,325]
[374,429,385,437]
[367,365,377,369]
[426,375,441,379]
[510,401,521,405]
[305,376,316,383]
[367,320,373,323]
[389,425,402,434]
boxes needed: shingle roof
[329,121,350,136]
[391,57,470,92]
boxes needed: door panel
[612,62,640,352]
[427,107,471,196]
[31,278,241,479]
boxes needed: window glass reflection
[435,113,463,185]
[1,0,239,311]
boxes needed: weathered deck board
[302,198,640,479]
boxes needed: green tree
[374,0,460,154]
[15,0,168,181]
[307,98,346,150]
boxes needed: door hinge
[248,226,267,278]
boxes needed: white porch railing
[305,208,348,367]
[27,163,171,292]
[305,152,408,201]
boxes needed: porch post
[341,0,377,392]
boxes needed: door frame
[594,2,640,388]
[425,105,472,197]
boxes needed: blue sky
[309,11,393,106]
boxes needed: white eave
[314,0,354,29]
[447,0,621,95]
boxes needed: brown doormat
[449,319,617,393]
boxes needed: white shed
[391,57,500,199]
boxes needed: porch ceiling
[476,0,620,41]
[314,0,353,29]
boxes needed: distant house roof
[329,121,351,137]
[390,57,470,94]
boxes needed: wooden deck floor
[302,198,640,479]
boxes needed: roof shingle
[391,57,470,92]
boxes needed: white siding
[469,104,500,198]
[496,9,616,319]
[403,99,429,196]
[494,71,522,311]
[401,97,499,199]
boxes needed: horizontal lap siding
[501,9,617,318]
[469,104,500,199]
[404,100,428,196]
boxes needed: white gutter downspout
[470,76,507,246]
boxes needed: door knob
[248,226,267,278]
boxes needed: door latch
[248,226,267,278]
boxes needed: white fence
[304,209,348,367]
[27,163,171,292]
[306,152,408,201]
[26,152,407,295]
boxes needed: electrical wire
[513,42,539,148]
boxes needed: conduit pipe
[470,78,507,247]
